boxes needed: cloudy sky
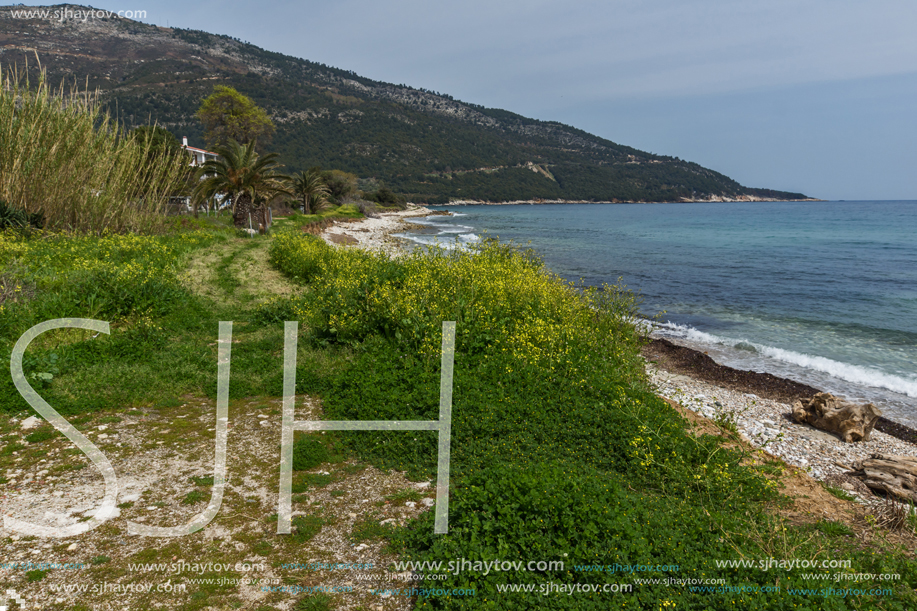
[21,0,917,199]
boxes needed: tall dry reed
[0,61,186,234]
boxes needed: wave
[393,233,478,251]
[653,321,917,398]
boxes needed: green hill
[0,4,809,204]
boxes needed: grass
[822,481,859,502]
[25,569,47,582]
[294,594,333,611]
[23,429,55,443]
[385,488,422,503]
[181,490,206,505]
[814,520,854,537]
[351,516,394,543]
[291,515,326,544]
[1,215,916,609]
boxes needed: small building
[182,136,219,167]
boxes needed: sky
[14,0,917,199]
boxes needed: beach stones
[792,392,881,442]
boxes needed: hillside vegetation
[0,6,808,204]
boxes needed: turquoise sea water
[397,201,917,425]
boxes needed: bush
[269,233,335,284]
[293,434,329,471]
[0,200,44,231]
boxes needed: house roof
[184,145,218,156]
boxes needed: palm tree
[290,169,331,215]
[192,140,290,228]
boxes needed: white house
[182,136,219,167]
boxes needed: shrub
[268,233,335,284]
[268,232,917,609]
[0,200,44,231]
[293,434,329,471]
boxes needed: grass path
[183,236,301,310]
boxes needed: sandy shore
[320,204,434,256]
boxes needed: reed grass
[0,61,186,234]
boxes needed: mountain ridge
[0,4,811,204]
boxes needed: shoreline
[319,204,433,256]
[327,210,916,504]
[644,337,917,504]
[434,197,823,206]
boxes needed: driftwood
[792,392,881,442]
[850,454,917,503]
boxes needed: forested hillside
[0,5,808,203]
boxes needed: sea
[394,201,917,426]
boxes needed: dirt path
[182,237,301,309]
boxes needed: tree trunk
[792,392,881,442]
[233,193,253,228]
[850,454,917,502]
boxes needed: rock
[850,454,917,502]
[421,498,435,507]
[21,416,40,430]
[792,392,881,442]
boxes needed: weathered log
[791,392,881,442]
[849,454,917,503]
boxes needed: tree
[192,140,289,228]
[321,169,358,203]
[195,86,275,148]
[291,169,330,215]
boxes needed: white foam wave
[458,233,480,242]
[393,233,474,251]
[757,346,917,398]
[652,321,917,398]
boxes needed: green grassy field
[1,220,916,610]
